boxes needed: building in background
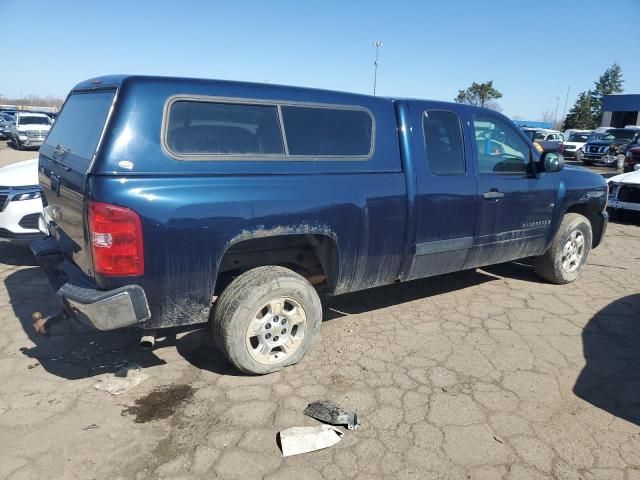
[601,94,640,128]
[512,120,553,129]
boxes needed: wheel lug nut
[273,316,278,321]
[265,333,271,339]
[281,318,286,324]
[274,336,279,341]
[281,329,286,334]
[265,323,271,329]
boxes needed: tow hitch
[32,310,68,336]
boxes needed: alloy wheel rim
[245,297,307,365]
[561,230,585,273]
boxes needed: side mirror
[541,151,564,173]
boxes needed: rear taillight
[88,201,144,276]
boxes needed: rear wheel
[534,213,592,284]
[212,266,322,374]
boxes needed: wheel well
[566,203,604,248]
[215,234,339,296]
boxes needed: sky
[2,0,639,120]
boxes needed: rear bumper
[0,229,45,245]
[31,237,150,331]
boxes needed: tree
[563,91,597,130]
[591,62,624,124]
[454,81,502,110]
[540,110,555,124]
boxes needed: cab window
[422,110,466,175]
[473,115,531,174]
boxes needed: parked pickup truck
[33,75,608,374]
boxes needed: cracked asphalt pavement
[1,210,640,479]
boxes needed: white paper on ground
[279,425,344,457]
[92,364,149,395]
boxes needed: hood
[563,141,586,148]
[608,169,640,185]
[0,158,39,187]
[587,138,629,147]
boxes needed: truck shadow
[574,294,640,426]
[323,268,503,320]
[1,245,166,380]
[174,269,502,375]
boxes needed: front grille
[588,145,606,154]
[26,130,46,139]
[617,185,640,204]
[18,213,40,230]
[0,193,8,212]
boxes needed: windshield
[18,116,50,126]
[598,129,636,141]
[568,133,590,142]
[533,132,547,140]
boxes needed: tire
[14,137,21,150]
[534,213,592,284]
[212,266,322,374]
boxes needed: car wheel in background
[212,266,322,374]
[534,213,593,284]
[14,137,21,150]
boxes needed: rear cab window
[422,110,466,175]
[43,90,115,172]
[163,96,374,160]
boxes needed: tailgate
[39,89,115,275]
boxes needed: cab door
[405,102,478,280]
[467,113,555,267]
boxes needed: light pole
[373,41,383,96]
[562,85,571,124]
[553,96,560,129]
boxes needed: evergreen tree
[454,81,502,109]
[564,91,597,130]
[591,63,624,124]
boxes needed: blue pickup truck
[33,75,608,374]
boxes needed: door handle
[483,189,504,200]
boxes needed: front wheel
[534,213,592,284]
[212,266,322,374]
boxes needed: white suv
[10,112,52,150]
[0,159,45,245]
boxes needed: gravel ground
[0,150,639,480]
[0,139,39,167]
